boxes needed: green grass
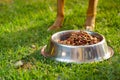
[0,0,120,79]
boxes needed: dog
[47,0,98,31]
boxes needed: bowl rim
[51,30,106,48]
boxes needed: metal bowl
[41,30,114,63]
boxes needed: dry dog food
[58,31,101,46]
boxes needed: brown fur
[48,0,98,31]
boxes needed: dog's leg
[85,0,98,31]
[48,0,64,31]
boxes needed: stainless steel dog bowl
[41,30,114,63]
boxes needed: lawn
[0,0,120,79]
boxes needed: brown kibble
[58,31,101,46]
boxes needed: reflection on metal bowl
[41,30,114,63]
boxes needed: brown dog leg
[85,0,98,31]
[48,0,64,31]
